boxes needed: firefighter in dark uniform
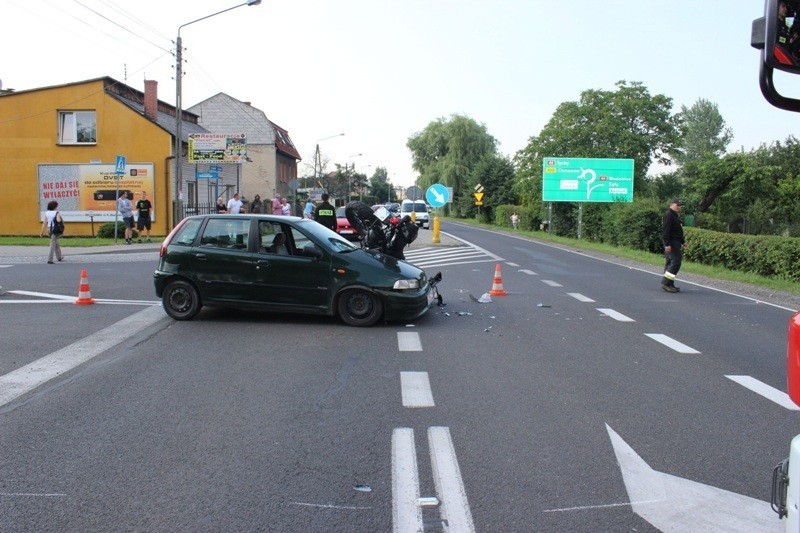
[661,198,685,293]
[313,193,337,232]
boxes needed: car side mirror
[753,0,800,111]
[302,243,323,259]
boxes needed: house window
[59,111,97,144]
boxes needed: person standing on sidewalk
[39,200,65,264]
[227,193,243,214]
[661,198,685,293]
[135,191,153,243]
[118,191,134,245]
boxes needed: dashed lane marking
[645,333,701,354]
[392,428,423,532]
[397,332,422,352]
[567,292,595,302]
[725,375,800,411]
[597,308,635,322]
[400,372,435,408]
[520,269,537,276]
[541,280,562,287]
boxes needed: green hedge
[97,222,138,239]
[491,201,800,282]
[684,228,800,282]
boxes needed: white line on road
[428,427,476,533]
[392,428,422,533]
[505,262,519,267]
[397,332,422,352]
[567,293,595,303]
[519,269,537,276]
[597,308,635,322]
[541,280,562,287]
[725,375,800,411]
[5,290,159,306]
[645,333,701,354]
[0,306,166,407]
[400,372,435,408]
[289,502,371,510]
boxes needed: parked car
[400,199,430,229]
[154,214,437,326]
[336,206,359,241]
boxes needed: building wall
[0,79,173,236]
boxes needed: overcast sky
[5,0,800,187]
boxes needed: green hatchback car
[154,214,438,326]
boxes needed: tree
[406,115,497,203]
[368,166,393,203]
[673,98,733,166]
[515,81,680,202]
[459,154,517,220]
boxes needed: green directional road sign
[542,157,634,202]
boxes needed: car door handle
[194,253,207,261]
[256,260,270,269]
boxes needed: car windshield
[336,207,346,217]
[414,203,427,213]
[295,219,358,252]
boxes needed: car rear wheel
[162,280,202,320]
[337,289,383,327]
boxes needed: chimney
[144,80,158,121]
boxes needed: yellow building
[0,77,208,236]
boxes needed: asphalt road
[0,225,797,532]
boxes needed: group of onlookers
[215,193,292,215]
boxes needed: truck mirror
[753,0,800,111]
[760,0,800,73]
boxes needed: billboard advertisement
[188,133,247,163]
[542,157,634,202]
[38,163,155,222]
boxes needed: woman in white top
[39,200,65,264]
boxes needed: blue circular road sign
[426,184,450,208]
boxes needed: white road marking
[567,292,595,303]
[0,492,67,497]
[0,306,166,407]
[0,265,13,268]
[428,427,475,533]
[606,424,779,531]
[400,372,435,408]
[543,499,664,512]
[397,332,422,352]
[541,280,562,287]
[644,333,701,354]
[505,262,519,267]
[597,308,635,322]
[5,290,159,306]
[9,290,73,300]
[519,269,537,276]
[725,375,800,411]
[392,428,423,533]
[289,502,371,510]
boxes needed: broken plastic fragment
[537,303,551,308]
[353,485,372,492]
[417,497,440,507]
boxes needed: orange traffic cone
[489,264,507,296]
[74,269,96,305]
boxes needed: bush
[97,222,138,239]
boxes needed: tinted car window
[201,218,250,250]
[414,203,428,213]
[173,218,202,246]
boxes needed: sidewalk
[0,242,161,259]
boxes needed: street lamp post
[312,133,345,194]
[174,0,261,226]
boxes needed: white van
[400,199,430,229]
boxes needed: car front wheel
[337,289,383,327]
[162,280,202,320]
